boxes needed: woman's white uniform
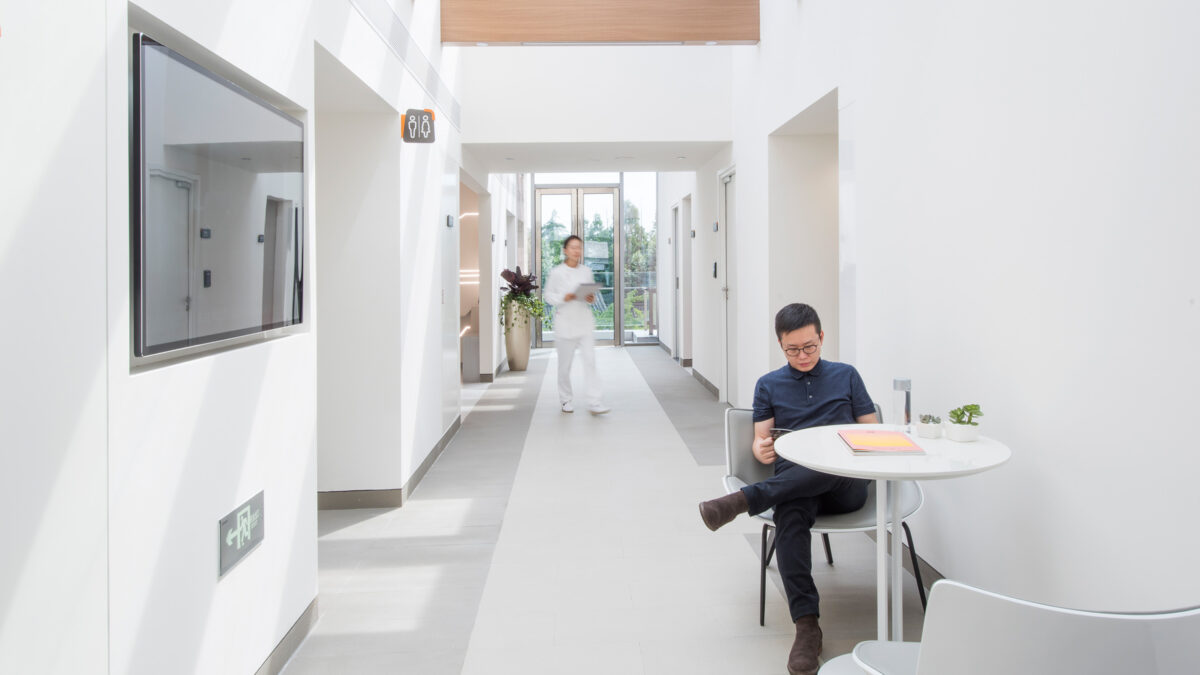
[543,260,604,410]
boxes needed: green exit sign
[219,491,264,578]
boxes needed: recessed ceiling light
[705,41,718,46]
[675,155,688,160]
[615,155,634,160]
[504,157,515,161]
[476,42,488,47]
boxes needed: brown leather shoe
[698,491,749,531]
[788,615,822,675]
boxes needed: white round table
[775,423,1011,642]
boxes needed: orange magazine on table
[837,429,925,455]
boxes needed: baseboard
[402,414,461,500]
[318,489,404,509]
[318,416,462,510]
[692,368,719,399]
[680,358,692,367]
[658,341,672,357]
[479,373,494,383]
[255,596,318,675]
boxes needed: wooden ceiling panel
[442,0,759,45]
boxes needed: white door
[534,187,620,346]
[145,173,192,347]
[721,170,737,404]
[672,205,680,358]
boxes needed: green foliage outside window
[538,194,658,333]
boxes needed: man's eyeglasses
[782,343,820,357]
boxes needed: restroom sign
[403,108,435,143]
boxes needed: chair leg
[765,528,777,567]
[901,521,928,611]
[821,533,833,565]
[760,523,770,626]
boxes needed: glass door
[535,187,620,346]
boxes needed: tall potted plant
[499,267,546,371]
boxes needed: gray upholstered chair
[723,407,927,626]
[818,579,1200,674]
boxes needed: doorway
[534,186,620,346]
[459,183,482,382]
[672,204,680,358]
[719,168,737,404]
[145,169,196,346]
[261,196,294,327]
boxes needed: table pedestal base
[876,479,904,642]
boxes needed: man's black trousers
[741,457,869,620]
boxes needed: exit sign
[219,491,264,578]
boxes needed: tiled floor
[460,380,490,421]
[282,347,926,674]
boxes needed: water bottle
[892,378,912,431]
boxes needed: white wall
[485,173,522,375]
[724,0,1200,611]
[316,109,404,491]
[0,3,109,672]
[657,173,697,361]
[398,125,462,473]
[311,0,462,494]
[3,0,466,672]
[457,45,733,143]
[106,3,322,672]
[767,133,839,368]
[676,148,732,394]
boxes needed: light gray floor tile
[285,347,927,674]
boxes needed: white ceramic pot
[504,301,532,371]
[944,423,980,442]
[916,422,942,439]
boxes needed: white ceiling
[463,141,731,173]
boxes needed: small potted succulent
[945,404,983,442]
[916,414,942,439]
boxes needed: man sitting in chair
[698,303,878,675]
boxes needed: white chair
[819,578,1200,674]
[723,407,927,626]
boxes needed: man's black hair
[775,303,822,340]
[562,234,582,250]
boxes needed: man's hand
[752,434,777,464]
[584,293,596,303]
[564,293,576,302]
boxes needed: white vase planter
[944,423,980,442]
[504,301,532,372]
[916,422,942,439]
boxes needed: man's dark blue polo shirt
[752,359,876,430]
